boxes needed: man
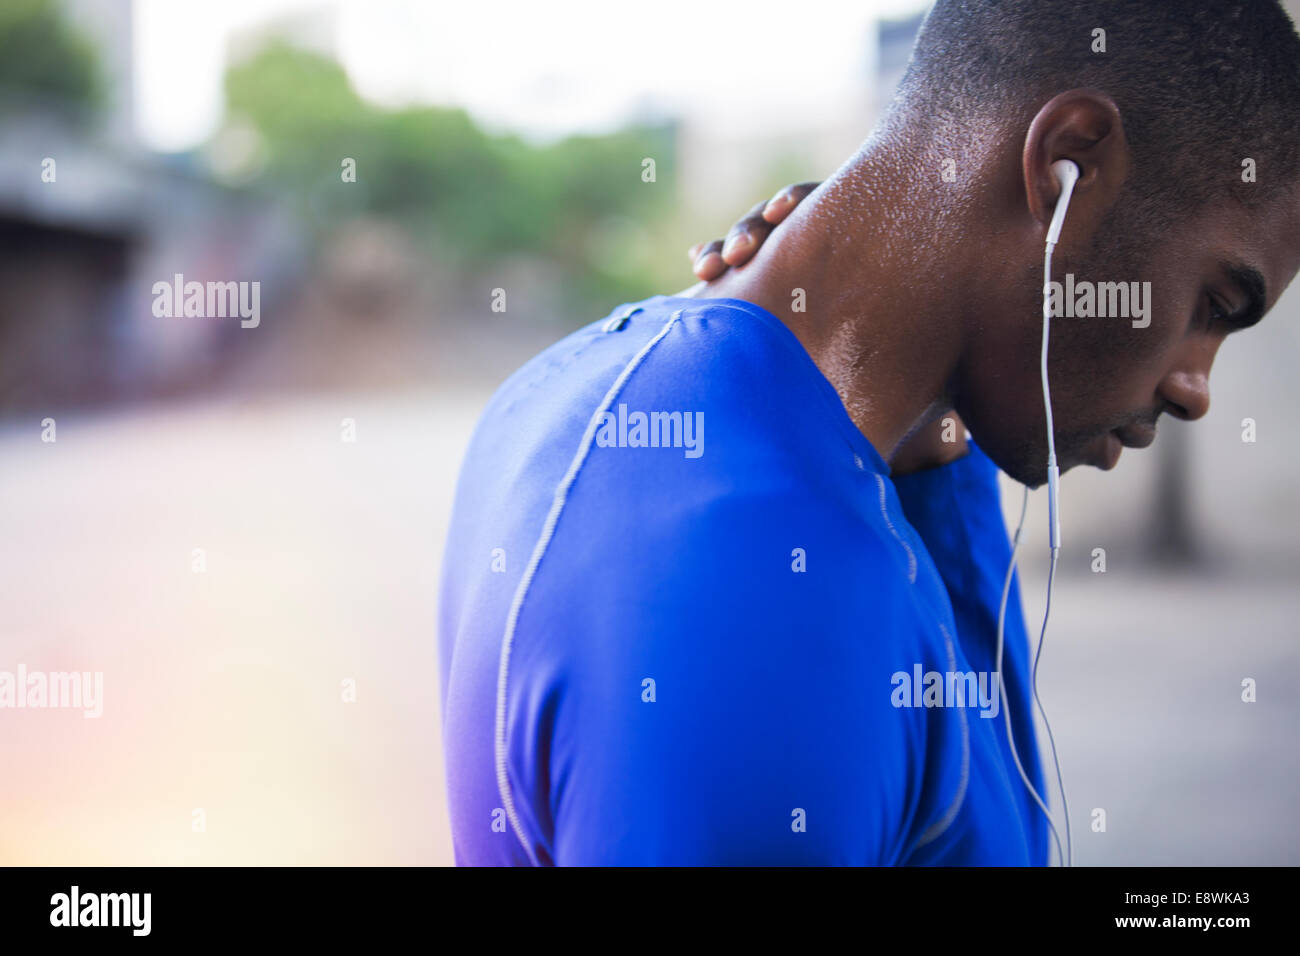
[438,0,1300,864]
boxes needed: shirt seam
[494,308,684,862]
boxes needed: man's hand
[889,415,970,475]
[686,182,819,279]
[687,182,969,475]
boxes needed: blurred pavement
[2,374,1297,865]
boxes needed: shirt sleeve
[890,439,1050,864]
[890,440,1025,666]
[511,487,968,866]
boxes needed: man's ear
[1021,89,1130,247]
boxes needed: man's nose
[1158,367,1211,421]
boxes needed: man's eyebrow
[1221,262,1268,330]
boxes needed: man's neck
[692,151,967,463]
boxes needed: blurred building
[0,0,301,415]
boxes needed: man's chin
[981,433,1115,487]
[978,443,1049,489]
[1019,451,1102,486]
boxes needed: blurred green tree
[0,0,103,119]
[221,42,678,317]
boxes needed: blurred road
[1017,558,1300,865]
[1,382,1296,865]
[0,386,487,865]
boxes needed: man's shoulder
[456,290,935,626]
[485,294,795,409]
[482,292,859,423]
[543,468,932,645]
[464,293,856,503]
[475,293,926,607]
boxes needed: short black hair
[888,0,1300,230]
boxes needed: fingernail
[764,191,791,217]
[694,251,720,274]
[722,230,752,259]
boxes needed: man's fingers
[720,198,774,266]
[689,182,821,279]
[762,181,820,223]
[692,239,727,280]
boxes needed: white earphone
[995,158,1079,867]
[1043,158,1079,552]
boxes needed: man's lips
[1114,423,1157,449]
[1090,423,1157,470]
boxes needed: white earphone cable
[993,200,1078,866]
[994,485,1066,865]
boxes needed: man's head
[880,0,1300,486]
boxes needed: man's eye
[1208,295,1231,323]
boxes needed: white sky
[133,0,929,152]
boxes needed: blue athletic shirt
[438,294,1050,865]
